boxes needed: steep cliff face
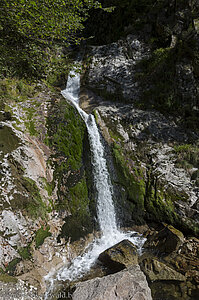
[82,0,199,236]
[0,79,95,293]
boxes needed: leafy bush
[0,0,101,79]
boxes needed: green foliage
[174,144,199,170]
[0,78,36,101]
[35,226,51,249]
[0,0,101,78]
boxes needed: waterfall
[61,71,117,236]
[44,69,145,292]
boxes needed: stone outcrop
[98,239,138,273]
[72,264,152,300]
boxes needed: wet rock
[144,224,184,254]
[98,239,138,273]
[72,264,152,300]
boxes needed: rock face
[0,81,94,294]
[85,36,150,103]
[72,265,152,300]
[98,239,138,273]
[91,101,199,234]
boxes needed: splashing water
[44,69,145,295]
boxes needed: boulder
[72,264,152,300]
[98,239,138,273]
[140,257,186,282]
[144,224,184,254]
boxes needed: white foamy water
[45,69,145,295]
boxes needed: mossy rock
[35,226,51,249]
[5,258,21,276]
[112,143,146,224]
[17,177,47,219]
[0,273,18,283]
[46,97,95,239]
[140,257,186,282]
[0,125,20,156]
[18,245,32,260]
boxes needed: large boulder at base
[144,224,184,254]
[98,239,138,273]
[72,264,152,300]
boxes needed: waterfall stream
[45,69,145,295]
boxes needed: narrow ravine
[44,69,145,296]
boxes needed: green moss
[69,177,89,217]
[0,274,18,283]
[93,109,99,123]
[58,179,92,242]
[21,177,47,219]
[24,120,38,136]
[35,226,51,249]
[109,128,124,142]
[18,245,32,260]
[0,78,36,102]
[5,258,21,275]
[0,125,20,155]
[173,144,199,171]
[145,174,178,225]
[49,104,86,171]
[46,99,88,210]
[112,143,145,223]
[42,177,53,196]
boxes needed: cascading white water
[61,71,117,236]
[44,69,145,293]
